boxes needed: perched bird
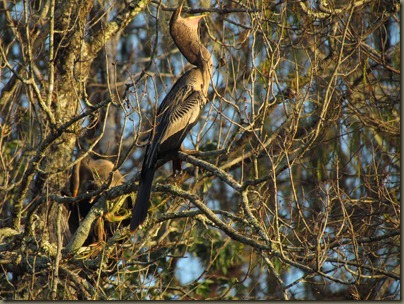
[130,2,212,231]
[68,154,131,245]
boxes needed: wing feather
[141,69,205,172]
[160,91,203,146]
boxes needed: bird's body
[130,2,212,231]
[146,68,208,166]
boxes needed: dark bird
[130,2,212,231]
[67,154,132,245]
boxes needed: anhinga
[68,154,131,245]
[130,2,212,231]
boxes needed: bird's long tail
[130,168,155,231]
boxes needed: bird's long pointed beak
[177,0,186,14]
[177,0,208,22]
[186,13,208,27]
[188,13,208,20]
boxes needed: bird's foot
[172,158,182,176]
[173,168,183,178]
[167,161,184,186]
[168,168,183,180]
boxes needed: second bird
[130,2,212,231]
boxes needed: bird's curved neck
[169,4,213,94]
[198,46,213,94]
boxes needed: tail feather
[130,168,155,231]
